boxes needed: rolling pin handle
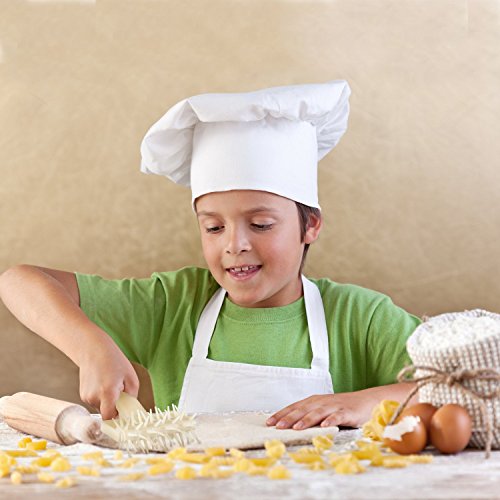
[56,407,102,444]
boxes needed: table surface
[1,418,499,499]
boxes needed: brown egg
[430,404,472,454]
[401,403,437,430]
[400,403,438,443]
[383,418,427,455]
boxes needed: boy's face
[196,190,321,308]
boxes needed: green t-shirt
[76,267,420,409]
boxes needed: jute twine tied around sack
[388,365,500,459]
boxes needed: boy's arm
[266,382,418,429]
[0,264,138,418]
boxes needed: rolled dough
[186,412,339,451]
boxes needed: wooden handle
[0,392,100,445]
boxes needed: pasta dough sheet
[186,412,339,451]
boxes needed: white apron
[178,276,333,413]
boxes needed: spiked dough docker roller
[0,391,197,452]
[0,392,338,452]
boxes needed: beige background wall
[1,0,499,408]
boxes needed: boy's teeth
[231,265,256,272]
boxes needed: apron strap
[301,275,330,372]
[191,286,226,358]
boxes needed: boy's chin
[226,291,262,308]
[225,287,270,308]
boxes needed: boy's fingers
[100,397,118,420]
[81,394,98,411]
[275,408,308,429]
[266,404,298,426]
[266,396,324,426]
[267,395,319,425]
[99,385,122,420]
[124,377,140,398]
[292,408,331,429]
[321,409,347,427]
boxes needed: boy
[0,80,418,429]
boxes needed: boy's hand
[266,393,373,430]
[266,383,418,430]
[78,345,139,420]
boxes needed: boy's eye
[205,226,223,233]
[205,223,272,233]
[252,223,273,231]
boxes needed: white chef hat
[140,80,351,209]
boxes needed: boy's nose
[224,228,251,254]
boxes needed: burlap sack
[406,309,500,449]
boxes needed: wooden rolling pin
[0,392,107,445]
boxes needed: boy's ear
[304,213,322,244]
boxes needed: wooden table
[1,418,499,499]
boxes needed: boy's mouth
[226,265,262,280]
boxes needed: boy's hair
[296,202,322,271]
